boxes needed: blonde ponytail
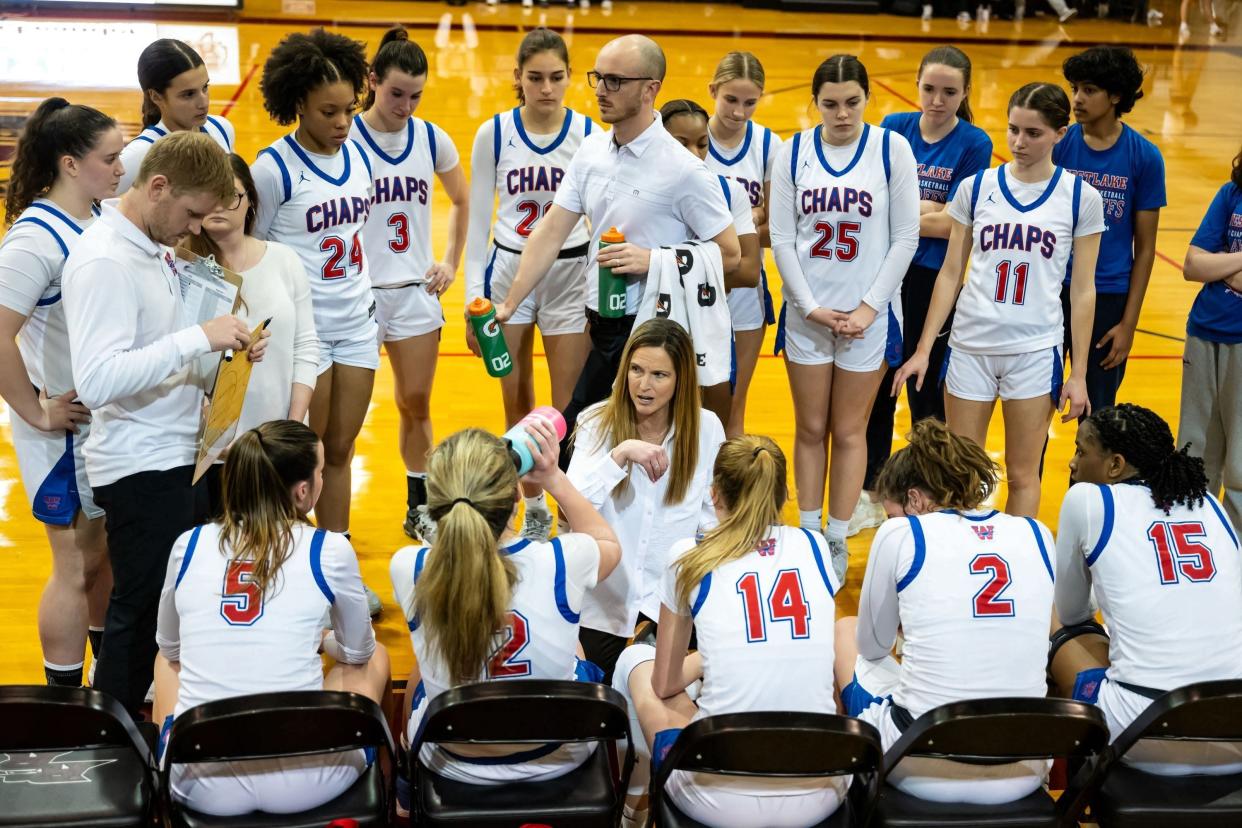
[675,435,787,608]
[414,429,520,685]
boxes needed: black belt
[1116,680,1165,700]
[494,240,590,260]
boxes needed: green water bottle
[467,297,513,378]
[597,226,627,319]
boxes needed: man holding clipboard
[62,133,270,715]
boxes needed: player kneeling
[153,420,390,817]
[390,419,620,788]
[613,436,843,828]
[1051,403,1242,774]
[834,419,1055,804]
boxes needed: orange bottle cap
[467,296,494,317]
[600,226,626,244]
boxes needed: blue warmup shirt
[1187,182,1242,344]
[881,111,992,272]
[1053,123,1166,293]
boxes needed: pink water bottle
[503,407,567,474]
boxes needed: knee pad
[1048,619,1109,667]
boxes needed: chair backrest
[881,697,1110,775]
[163,690,395,765]
[1113,679,1242,746]
[412,679,631,747]
[0,684,151,759]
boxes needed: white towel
[634,241,733,387]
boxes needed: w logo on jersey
[972,525,995,541]
[755,537,777,556]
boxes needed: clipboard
[192,318,270,485]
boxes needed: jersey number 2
[736,569,811,643]
[320,233,363,280]
[515,201,552,238]
[487,610,532,678]
[220,560,263,626]
[970,554,1015,617]
[1149,521,1216,584]
[809,221,860,262]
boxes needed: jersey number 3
[220,560,264,626]
[736,569,811,643]
[487,610,532,678]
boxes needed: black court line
[1136,327,1186,343]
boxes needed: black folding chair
[649,711,884,828]
[160,690,395,828]
[1062,679,1242,827]
[0,684,154,827]
[870,697,1110,828]
[410,679,633,827]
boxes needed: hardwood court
[0,0,1238,684]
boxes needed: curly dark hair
[259,28,368,126]
[1062,46,1146,118]
[5,98,116,226]
[1086,403,1209,514]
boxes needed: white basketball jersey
[160,522,372,717]
[490,107,593,251]
[118,116,236,193]
[1081,483,1242,690]
[350,115,446,288]
[391,534,599,703]
[704,120,779,211]
[948,165,1102,355]
[0,200,98,395]
[783,124,899,312]
[252,135,374,339]
[888,511,1055,715]
[662,526,840,722]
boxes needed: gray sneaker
[829,537,849,584]
[521,508,554,542]
[404,505,437,544]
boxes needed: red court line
[220,61,258,118]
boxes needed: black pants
[1061,287,1130,412]
[559,310,636,471]
[580,618,652,686]
[92,464,213,715]
[865,264,953,489]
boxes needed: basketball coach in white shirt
[63,131,268,714]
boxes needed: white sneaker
[1147,8,1163,25]
[921,3,933,19]
[1209,22,1224,36]
[87,658,97,687]
[145,682,155,704]
[622,804,648,828]
[1058,7,1077,22]
[522,507,554,542]
[978,5,991,24]
[828,537,849,583]
[1179,21,1191,39]
[847,492,886,537]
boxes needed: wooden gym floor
[0,0,1238,684]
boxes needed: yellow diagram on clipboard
[193,318,269,484]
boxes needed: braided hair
[1086,404,1208,514]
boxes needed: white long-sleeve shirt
[62,201,211,487]
[567,403,724,636]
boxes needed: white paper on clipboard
[174,248,243,391]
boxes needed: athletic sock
[826,516,850,543]
[87,627,104,659]
[44,660,84,688]
[407,472,427,511]
[799,509,823,532]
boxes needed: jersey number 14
[736,569,811,642]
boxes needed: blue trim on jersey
[884,304,903,367]
[842,674,889,717]
[942,509,1000,521]
[133,135,157,146]
[551,537,580,623]
[492,113,502,164]
[998,164,1064,213]
[1206,495,1240,550]
[351,140,372,179]
[1085,484,1115,567]
[407,546,431,632]
[204,116,231,150]
[258,148,292,204]
[718,175,732,209]
[284,134,352,186]
[482,246,499,299]
[310,529,335,603]
[513,106,573,155]
[1071,173,1083,233]
[708,121,752,167]
[149,125,169,138]
[761,126,772,171]
[881,128,892,183]
[690,572,712,618]
[426,120,437,166]
[584,115,594,136]
[91,204,101,217]
[174,525,202,588]
[1025,517,1055,582]
[501,537,531,556]
[760,267,775,325]
[969,169,986,221]
[800,527,836,597]
[772,302,787,356]
[789,132,801,185]
[1072,667,1108,704]
[29,202,86,234]
[352,114,414,166]
[12,218,68,257]
[1050,346,1064,406]
[896,515,926,592]
[814,124,870,178]
[35,292,61,307]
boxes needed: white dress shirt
[567,403,725,636]
[62,201,211,487]
[552,115,732,311]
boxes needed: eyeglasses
[586,71,654,92]
[225,191,245,211]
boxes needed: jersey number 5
[487,610,532,678]
[970,553,1015,617]
[220,560,264,626]
[736,569,811,643]
[1148,521,1216,585]
[809,221,860,262]
[320,233,363,280]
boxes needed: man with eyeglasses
[62,131,268,715]
[494,34,740,457]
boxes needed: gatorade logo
[697,283,717,307]
[655,293,671,318]
[483,319,500,338]
[675,248,694,277]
